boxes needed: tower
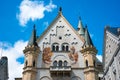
[0,57,8,80]
[80,27,98,80]
[77,17,85,37]
[22,25,40,80]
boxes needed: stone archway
[71,76,81,80]
[40,76,51,80]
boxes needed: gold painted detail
[68,46,78,63]
[42,47,53,64]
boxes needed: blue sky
[0,0,120,53]
[0,0,120,79]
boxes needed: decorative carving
[68,46,78,63]
[42,47,53,64]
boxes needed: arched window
[25,60,28,67]
[52,43,59,52]
[56,46,59,51]
[59,60,62,67]
[62,45,65,51]
[53,61,57,67]
[62,43,69,51]
[93,60,96,67]
[33,60,35,67]
[86,60,88,67]
[64,61,67,66]
[52,46,55,51]
[71,76,81,80]
[66,46,69,51]
[99,77,101,80]
[113,69,116,80]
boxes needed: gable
[37,13,84,51]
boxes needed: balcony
[50,66,71,71]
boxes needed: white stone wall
[36,15,85,80]
[37,16,84,68]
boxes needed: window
[59,60,62,67]
[62,45,65,51]
[93,60,95,67]
[64,61,67,66]
[33,60,35,67]
[86,60,88,67]
[52,46,55,51]
[67,30,69,31]
[74,38,76,40]
[62,43,69,52]
[118,55,120,64]
[71,76,81,80]
[113,69,116,80]
[66,46,69,51]
[53,61,57,67]
[25,60,28,67]
[56,46,59,51]
[99,77,101,80]
[52,43,59,51]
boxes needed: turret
[22,24,40,80]
[77,17,85,37]
[80,26,98,80]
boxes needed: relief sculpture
[42,47,53,64]
[68,46,78,63]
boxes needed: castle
[21,8,103,80]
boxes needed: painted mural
[68,46,78,63]
[42,47,53,64]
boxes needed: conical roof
[84,26,94,46]
[28,24,38,46]
[77,17,85,35]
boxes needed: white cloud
[17,0,57,26]
[0,40,28,80]
[96,54,102,62]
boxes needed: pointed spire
[59,7,62,12]
[58,7,62,15]
[28,24,38,46]
[77,17,85,36]
[84,26,94,46]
